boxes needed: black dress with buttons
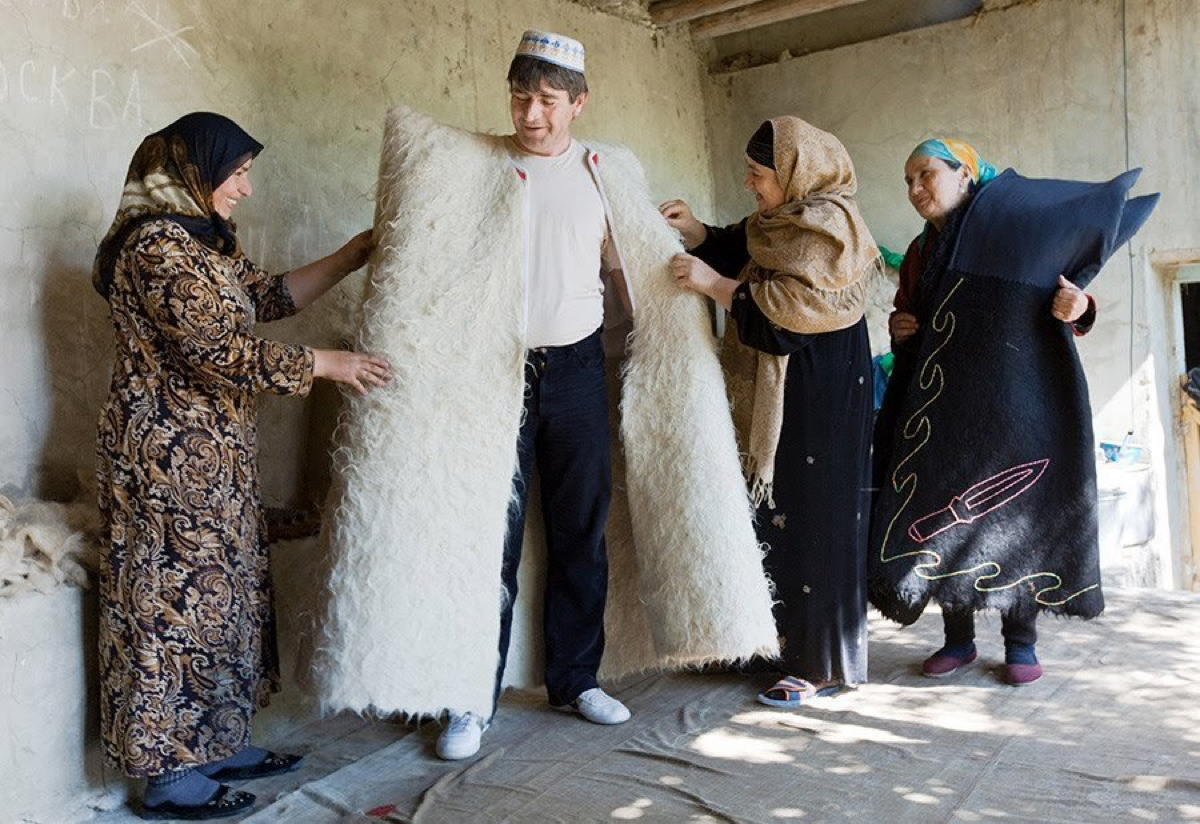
[695,220,871,685]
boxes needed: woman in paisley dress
[93,112,391,820]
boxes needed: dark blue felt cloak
[869,169,1158,624]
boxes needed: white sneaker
[552,688,631,725]
[436,712,488,760]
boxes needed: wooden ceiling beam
[689,0,870,40]
[649,0,761,26]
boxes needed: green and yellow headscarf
[902,138,999,256]
[911,138,998,186]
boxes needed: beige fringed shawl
[723,117,878,507]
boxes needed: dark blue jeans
[493,328,611,712]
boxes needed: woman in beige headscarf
[661,117,877,706]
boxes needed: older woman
[93,112,390,819]
[889,140,1094,352]
[873,139,1097,687]
[661,117,877,706]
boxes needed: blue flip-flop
[756,676,844,708]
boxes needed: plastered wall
[702,0,1198,586]
[0,0,714,504]
[0,2,713,818]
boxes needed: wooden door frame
[1160,254,1200,590]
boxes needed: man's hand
[1052,275,1089,323]
[889,311,920,343]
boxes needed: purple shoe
[1003,662,1044,686]
[921,645,977,677]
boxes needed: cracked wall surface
[0,0,715,506]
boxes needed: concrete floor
[91,589,1200,823]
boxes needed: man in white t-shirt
[436,30,632,761]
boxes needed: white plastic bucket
[1097,488,1125,563]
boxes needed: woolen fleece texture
[312,107,779,719]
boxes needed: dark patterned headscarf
[93,112,264,299]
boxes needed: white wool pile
[590,142,779,677]
[313,108,526,718]
[313,106,777,719]
[0,495,101,597]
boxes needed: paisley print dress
[96,218,313,777]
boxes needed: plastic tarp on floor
[91,589,1200,823]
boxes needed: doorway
[1168,262,1200,590]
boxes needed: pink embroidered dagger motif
[908,458,1050,543]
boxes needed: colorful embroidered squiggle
[877,277,1099,607]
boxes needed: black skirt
[695,221,872,683]
[757,319,871,682]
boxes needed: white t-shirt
[510,139,618,348]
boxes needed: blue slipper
[756,676,844,708]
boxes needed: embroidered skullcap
[515,29,586,74]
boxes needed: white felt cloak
[313,106,778,718]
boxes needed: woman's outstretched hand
[1052,275,1089,323]
[338,229,375,274]
[669,252,737,311]
[659,199,708,249]
[313,349,392,396]
[670,253,719,293]
[285,229,377,310]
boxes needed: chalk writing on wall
[124,0,198,68]
[0,60,142,130]
[60,0,198,63]
[60,0,199,70]
[60,0,113,22]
